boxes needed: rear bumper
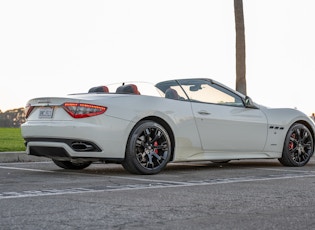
[25,138,102,153]
[25,140,124,162]
[22,116,134,160]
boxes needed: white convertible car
[21,78,315,174]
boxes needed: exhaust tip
[71,142,95,152]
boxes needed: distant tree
[234,0,247,95]
[0,108,25,127]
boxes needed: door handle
[198,110,211,115]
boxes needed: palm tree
[234,0,247,95]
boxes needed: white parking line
[112,176,190,185]
[0,166,54,173]
[1,172,315,200]
[257,167,315,173]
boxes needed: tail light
[63,103,107,118]
[25,104,35,119]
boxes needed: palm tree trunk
[234,0,247,95]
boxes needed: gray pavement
[1,158,315,229]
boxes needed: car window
[155,80,188,100]
[178,79,244,107]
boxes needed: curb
[0,152,49,163]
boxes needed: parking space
[1,159,315,229]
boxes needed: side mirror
[189,84,202,92]
[244,96,258,109]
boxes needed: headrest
[116,84,140,95]
[165,88,179,100]
[88,86,109,93]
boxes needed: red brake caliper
[289,133,295,150]
[289,142,294,150]
[154,141,159,154]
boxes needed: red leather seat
[88,86,109,93]
[116,84,140,95]
[165,88,179,100]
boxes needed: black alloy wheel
[122,120,172,175]
[279,123,314,167]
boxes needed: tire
[52,159,92,170]
[279,123,314,167]
[122,120,172,175]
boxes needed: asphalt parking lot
[1,153,315,230]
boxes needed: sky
[1,0,315,115]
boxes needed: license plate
[38,107,54,119]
